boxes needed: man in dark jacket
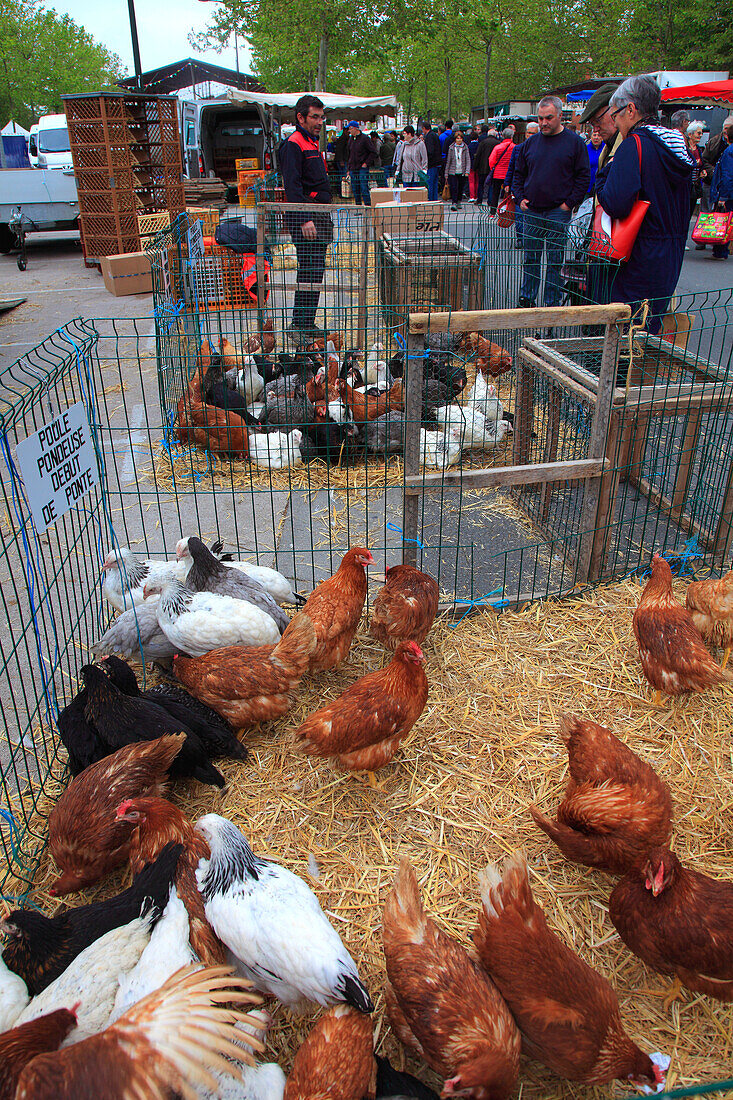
[513,95,590,307]
[421,121,442,200]
[473,127,500,205]
[279,94,332,336]
[347,122,377,207]
[597,75,692,332]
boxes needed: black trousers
[287,210,332,330]
[448,174,466,204]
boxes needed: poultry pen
[1,197,733,1096]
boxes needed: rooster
[609,846,733,1003]
[370,565,440,651]
[473,852,662,1088]
[15,965,265,1100]
[195,814,373,1012]
[173,613,316,730]
[633,554,732,704]
[300,547,374,672]
[686,569,733,668]
[48,733,184,896]
[0,1008,77,1099]
[116,797,225,966]
[284,1006,374,1100]
[294,641,428,786]
[530,715,673,874]
[383,859,520,1100]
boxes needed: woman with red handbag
[595,74,693,333]
[710,141,733,261]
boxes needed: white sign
[187,219,205,266]
[15,402,100,532]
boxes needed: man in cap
[347,121,377,207]
[578,82,621,197]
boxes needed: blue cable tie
[386,522,425,549]
[450,588,506,628]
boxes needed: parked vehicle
[28,124,39,168]
[0,168,79,254]
[36,114,73,170]
[179,99,274,183]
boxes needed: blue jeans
[515,209,524,246]
[520,206,571,306]
[351,168,371,206]
[427,166,439,202]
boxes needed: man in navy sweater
[513,96,590,308]
[279,94,332,336]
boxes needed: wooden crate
[186,207,221,236]
[137,212,170,238]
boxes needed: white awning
[226,90,398,119]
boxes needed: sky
[54,0,254,78]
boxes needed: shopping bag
[588,134,649,262]
[691,211,733,244]
[496,193,515,228]
[442,181,450,201]
[341,176,352,199]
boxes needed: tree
[0,0,124,129]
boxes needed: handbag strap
[633,132,643,194]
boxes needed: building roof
[118,58,266,95]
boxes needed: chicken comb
[116,798,136,818]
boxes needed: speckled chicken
[47,733,184,896]
[365,413,404,457]
[383,859,520,1100]
[370,565,439,651]
[117,796,226,966]
[294,640,428,784]
[633,554,732,703]
[473,852,661,1087]
[530,715,673,874]
[299,547,373,672]
[173,612,316,730]
[284,1005,375,1100]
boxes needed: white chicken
[175,540,304,606]
[0,954,30,1031]
[420,428,462,469]
[194,814,373,1012]
[464,373,503,424]
[436,405,511,451]
[14,911,155,1042]
[144,578,281,656]
[327,398,349,425]
[248,430,304,470]
[109,888,196,1022]
[236,357,265,405]
[101,546,185,613]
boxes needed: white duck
[0,955,30,1031]
[14,911,155,1043]
[194,814,373,1012]
[175,539,305,606]
[420,427,462,469]
[144,577,280,656]
[248,430,303,470]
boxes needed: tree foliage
[0,0,124,129]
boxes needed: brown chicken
[0,1008,77,1100]
[295,641,428,784]
[176,368,249,459]
[609,846,733,1003]
[530,715,672,874]
[686,570,733,668]
[48,734,185,897]
[116,796,225,966]
[284,1005,375,1100]
[383,859,520,1100]
[306,333,344,353]
[300,547,374,672]
[338,378,403,423]
[633,554,731,703]
[460,333,513,379]
[307,359,341,405]
[15,965,264,1100]
[173,612,316,729]
[370,565,440,651]
[221,323,275,360]
[473,852,661,1088]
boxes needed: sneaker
[517,297,535,308]
[450,204,457,211]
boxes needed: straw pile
[13,574,733,1098]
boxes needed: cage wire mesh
[1,199,733,1085]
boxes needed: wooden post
[255,205,266,322]
[576,320,621,583]
[356,211,370,351]
[402,329,424,568]
[540,382,561,524]
[671,405,703,519]
[513,357,533,467]
[588,411,622,582]
[711,453,733,566]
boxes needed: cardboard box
[372,200,444,238]
[370,186,428,208]
[101,252,152,297]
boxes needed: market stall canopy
[118,58,265,95]
[227,89,399,120]
[661,80,733,107]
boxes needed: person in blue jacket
[596,74,692,333]
[710,141,733,260]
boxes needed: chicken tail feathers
[271,612,317,676]
[338,972,374,1014]
[292,591,308,605]
[530,806,609,865]
[194,759,226,789]
[383,858,426,942]
[478,851,534,926]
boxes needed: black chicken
[57,688,99,775]
[0,842,181,994]
[80,664,225,788]
[100,656,247,764]
[300,419,363,465]
[375,1056,440,1100]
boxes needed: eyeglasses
[609,105,628,120]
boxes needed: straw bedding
[13,574,733,1098]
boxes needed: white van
[27,124,39,168]
[36,114,73,169]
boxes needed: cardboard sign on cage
[372,200,444,239]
